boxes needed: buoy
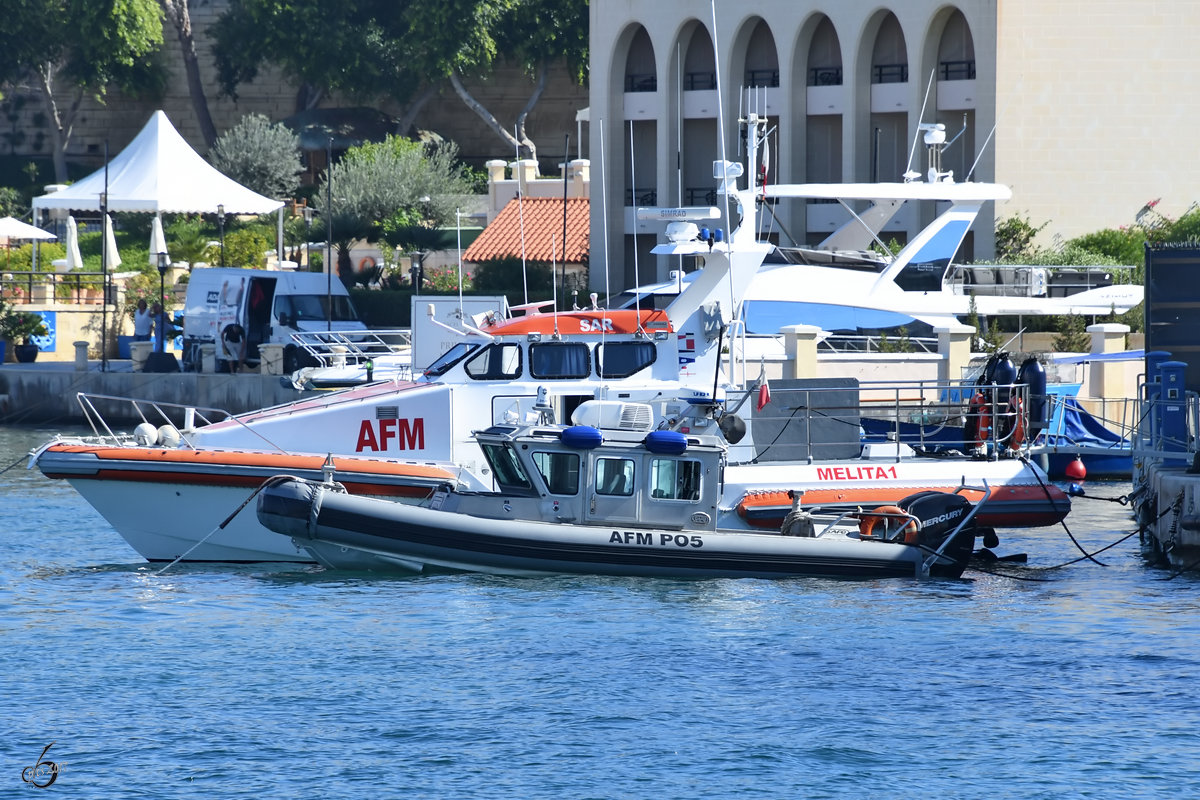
[1064,457,1087,482]
[133,422,159,446]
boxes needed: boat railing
[817,334,939,354]
[290,329,413,373]
[1026,393,1139,458]
[71,392,291,453]
[734,378,1034,462]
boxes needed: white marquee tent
[32,110,284,215]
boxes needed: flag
[757,380,771,411]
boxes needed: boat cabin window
[465,343,522,380]
[480,443,533,492]
[530,342,590,379]
[649,459,702,501]
[532,451,580,495]
[595,457,635,496]
[597,341,657,378]
[424,342,480,377]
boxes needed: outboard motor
[897,490,976,578]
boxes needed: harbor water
[2,424,1198,798]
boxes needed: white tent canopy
[31,111,284,215]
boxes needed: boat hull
[36,443,456,562]
[258,480,973,580]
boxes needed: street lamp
[156,250,168,354]
[217,204,225,266]
[302,206,315,266]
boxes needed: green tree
[0,0,165,182]
[209,113,303,200]
[994,212,1048,260]
[158,0,217,148]
[1052,313,1089,352]
[314,135,473,281]
[211,0,588,161]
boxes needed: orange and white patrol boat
[32,115,1067,562]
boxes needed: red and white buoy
[1064,457,1087,482]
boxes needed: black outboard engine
[897,491,976,578]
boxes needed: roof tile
[463,197,589,263]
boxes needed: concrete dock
[0,359,315,426]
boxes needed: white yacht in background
[616,123,1142,344]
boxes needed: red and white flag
[756,380,771,411]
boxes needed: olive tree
[209,113,303,200]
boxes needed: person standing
[133,299,152,342]
[151,303,173,353]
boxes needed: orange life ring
[359,256,377,272]
[858,505,918,544]
[1002,396,1026,448]
[967,391,991,446]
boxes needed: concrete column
[781,324,823,379]
[73,340,89,372]
[935,323,976,386]
[515,159,538,192]
[1087,323,1131,399]
[569,159,590,197]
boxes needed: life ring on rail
[359,256,377,272]
[858,505,918,544]
[965,390,991,447]
[999,396,1026,448]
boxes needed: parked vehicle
[180,268,367,372]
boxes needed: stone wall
[4,0,588,176]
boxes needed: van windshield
[276,294,360,323]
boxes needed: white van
[181,267,368,372]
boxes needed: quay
[0,358,312,426]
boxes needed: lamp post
[217,204,225,266]
[156,251,168,354]
[302,206,314,267]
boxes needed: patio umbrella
[103,214,122,270]
[57,216,84,273]
[149,213,168,264]
[0,216,55,267]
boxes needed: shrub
[221,228,271,268]
[473,256,554,294]
[209,113,303,200]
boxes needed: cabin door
[582,454,641,526]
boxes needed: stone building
[587,0,1200,292]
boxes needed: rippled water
[2,424,1199,798]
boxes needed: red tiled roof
[462,197,589,264]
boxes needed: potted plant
[0,305,48,363]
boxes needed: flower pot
[14,343,39,363]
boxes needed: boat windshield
[597,341,656,378]
[530,342,590,379]
[424,343,481,377]
[480,443,533,492]
[532,451,580,495]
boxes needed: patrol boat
[256,402,988,579]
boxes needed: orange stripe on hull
[737,484,1069,529]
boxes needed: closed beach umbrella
[149,213,168,264]
[63,216,83,272]
[103,214,122,269]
